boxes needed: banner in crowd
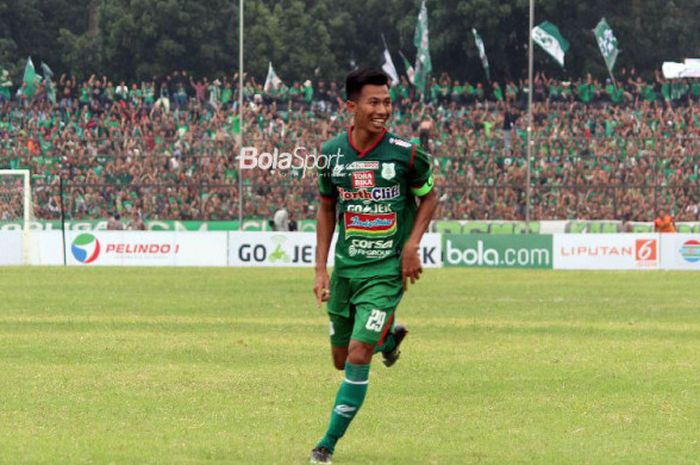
[553,234,659,270]
[663,59,700,79]
[659,234,700,270]
[228,232,442,268]
[443,234,552,269]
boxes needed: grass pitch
[1,267,699,465]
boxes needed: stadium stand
[1,70,699,223]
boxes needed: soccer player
[310,68,438,464]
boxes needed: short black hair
[345,68,389,101]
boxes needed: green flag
[22,57,41,98]
[532,21,570,68]
[593,18,619,74]
[412,0,431,92]
[41,62,56,104]
[472,28,490,82]
[398,50,415,85]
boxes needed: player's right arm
[314,197,336,307]
[314,143,337,307]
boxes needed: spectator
[107,213,124,230]
[654,209,676,233]
[273,207,290,231]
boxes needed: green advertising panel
[0,219,318,232]
[434,221,541,234]
[443,234,553,269]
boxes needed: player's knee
[347,341,374,365]
[333,359,345,370]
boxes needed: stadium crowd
[1,68,700,223]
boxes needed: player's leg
[331,345,348,371]
[329,312,352,371]
[326,274,353,370]
[311,276,353,463]
[313,277,401,459]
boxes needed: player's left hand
[401,243,422,291]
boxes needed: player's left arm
[402,145,438,290]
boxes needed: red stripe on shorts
[377,312,395,347]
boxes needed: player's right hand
[313,270,331,308]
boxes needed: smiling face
[347,84,392,135]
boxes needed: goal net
[0,169,33,264]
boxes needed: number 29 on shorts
[365,309,386,332]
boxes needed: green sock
[317,362,370,453]
[373,333,396,354]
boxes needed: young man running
[311,68,438,464]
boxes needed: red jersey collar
[347,126,387,158]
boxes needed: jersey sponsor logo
[344,212,397,238]
[381,162,396,180]
[337,185,400,202]
[389,137,412,148]
[347,238,394,257]
[346,161,379,170]
[346,203,392,213]
[352,171,375,188]
[350,239,393,249]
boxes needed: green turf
[1,267,699,465]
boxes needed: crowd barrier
[1,232,698,270]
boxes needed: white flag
[264,62,282,92]
[381,39,400,86]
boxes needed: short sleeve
[317,143,336,199]
[408,144,434,197]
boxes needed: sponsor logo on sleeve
[344,212,397,238]
[389,137,412,148]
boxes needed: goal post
[0,169,32,264]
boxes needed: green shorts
[327,273,404,347]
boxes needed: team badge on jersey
[381,163,396,180]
